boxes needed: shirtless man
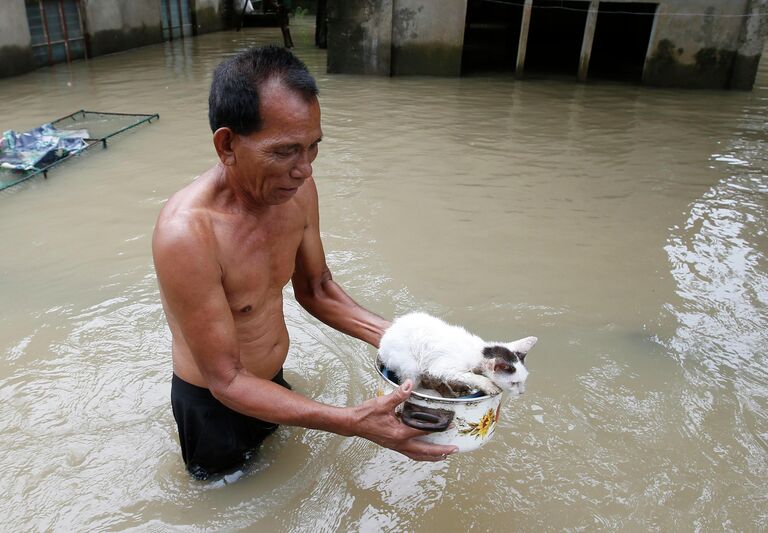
[152,46,456,479]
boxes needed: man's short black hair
[208,45,318,135]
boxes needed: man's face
[231,79,322,206]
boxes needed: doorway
[525,0,590,77]
[589,2,658,82]
[461,0,524,75]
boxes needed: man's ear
[213,127,236,166]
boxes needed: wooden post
[578,0,599,82]
[516,0,533,77]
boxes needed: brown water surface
[1,19,767,531]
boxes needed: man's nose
[290,152,312,179]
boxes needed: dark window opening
[461,0,523,75]
[525,0,589,77]
[589,2,657,82]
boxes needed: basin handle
[401,402,454,432]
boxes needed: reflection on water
[1,18,767,531]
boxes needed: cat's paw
[462,373,502,395]
[478,382,502,395]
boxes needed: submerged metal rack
[0,110,159,191]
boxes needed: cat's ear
[506,336,537,357]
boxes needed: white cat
[379,312,537,397]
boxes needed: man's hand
[351,380,459,462]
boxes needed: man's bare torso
[157,166,310,387]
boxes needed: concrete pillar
[327,0,393,75]
[643,1,755,89]
[578,0,599,82]
[390,0,467,76]
[515,0,532,77]
[0,0,35,78]
[730,0,768,89]
[641,2,662,84]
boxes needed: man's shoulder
[153,176,218,259]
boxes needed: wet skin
[152,79,457,461]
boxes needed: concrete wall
[192,0,228,34]
[0,0,35,78]
[328,0,768,89]
[731,0,768,89]
[0,0,231,80]
[643,0,763,89]
[327,0,393,75]
[81,0,164,57]
[391,0,467,76]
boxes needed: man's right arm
[152,216,456,461]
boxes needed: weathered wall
[0,0,34,78]
[328,0,767,89]
[731,0,768,89]
[391,0,467,76]
[81,0,164,57]
[327,0,393,75]
[643,0,760,88]
[192,0,228,34]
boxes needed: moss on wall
[327,0,393,75]
[87,24,163,57]
[327,23,372,73]
[0,45,35,78]
[193,5,227,35]
[644,38,743,89]
[730,53,762,90]
[391,42,462,76]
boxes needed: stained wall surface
[643,0,767,88]
[81,0,164,57]
[0,0,34,78]
[327,0,394,75]
[391,0,468,76]
[192,0,227,34]
[327,0,768,89]
[0,0,229,79]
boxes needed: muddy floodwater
[1,19,767,532]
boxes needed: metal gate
[25,0,86,67]
[161,0,192,41]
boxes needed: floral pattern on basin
[458,408,497,439]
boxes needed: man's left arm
[291,177,390,347]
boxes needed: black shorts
[171,370,291,480]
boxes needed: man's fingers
[402,452,445,462]
[384,379,413,407]
[399,439,458,461]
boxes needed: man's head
[209,46,323,206]
[209,45,318,135]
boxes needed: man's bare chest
[216,214,305,311]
